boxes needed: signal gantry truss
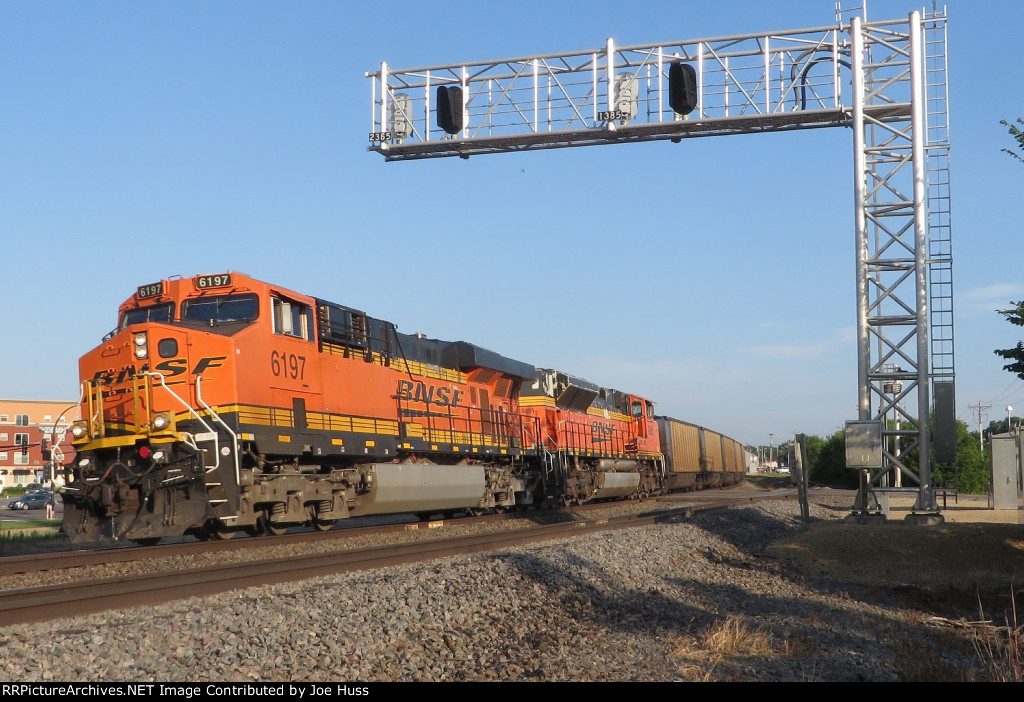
[366,7,954,520]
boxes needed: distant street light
[1009,405,1015,432]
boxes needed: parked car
[9,492,52,510]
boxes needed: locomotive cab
[64,274,268,542]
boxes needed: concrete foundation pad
[844,513,888,525]
[904,512,945,526]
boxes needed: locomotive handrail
[520,419,544,451]
[145,371,222,477]
[82,379,105,439]
[195,375,241,501]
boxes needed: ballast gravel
[0,498,984,682]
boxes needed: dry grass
[668,612,1008,682]
[972,591,1024,682]
[670,616,779,681]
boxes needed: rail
[0,492,795,625]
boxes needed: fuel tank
[348,462,486,516]
[591,471,641,500]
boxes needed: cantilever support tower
[366,6,955,520]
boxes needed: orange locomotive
[62,271,665,543]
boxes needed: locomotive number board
[195,274,232,289]
[137,282,164,299]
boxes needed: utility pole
[968,402,991,450]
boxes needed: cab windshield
[119,303,174,330]
[182,294,259,325]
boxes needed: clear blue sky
[1,0,1020,448]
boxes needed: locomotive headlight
[71,422,88,439]
[151,449,166,463]
[133,333,148,359]
[77,457,91,468]
[151,413,172,431]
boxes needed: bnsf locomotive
[62,272,746,544]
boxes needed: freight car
[656,417,748,491]
[61,272,747,544]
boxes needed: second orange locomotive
[63,271,668,542]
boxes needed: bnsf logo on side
[394,379,465,407]
[92,356,227,384]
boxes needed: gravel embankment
[0,498,990,682]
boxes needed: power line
[989,377,1024,404]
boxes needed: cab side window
[272,297,312,340]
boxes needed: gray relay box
[845,420,883,468]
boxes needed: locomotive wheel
[196,520,235,540]
[243,523,264,537]
[260,513,288,536]
[312,518,336,532]
[133,537,161,547]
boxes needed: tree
[994,301,1024,380]
[807,431,858,489]
[802,435,826,471]
[931,418,990,494]
[801,417,990,494]
[1002,118,1024,163]
[986,417,1021,437]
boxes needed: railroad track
[0,499,656,576]
[0,491,796,626]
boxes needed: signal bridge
[367,6,955,523]
[367,21,905,161]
